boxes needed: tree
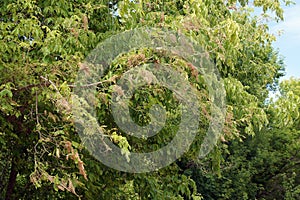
[0,0,113,198]
[0,0,294,199]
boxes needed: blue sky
[269,3,300,80]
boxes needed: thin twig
[40,76,60,94]
[68,75,119,88]
[35,91,39,125]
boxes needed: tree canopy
[0,0,299,199]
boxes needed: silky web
[72,27,226,173]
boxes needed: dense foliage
[0,0,299,199]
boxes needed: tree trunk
[5,159,18,200]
